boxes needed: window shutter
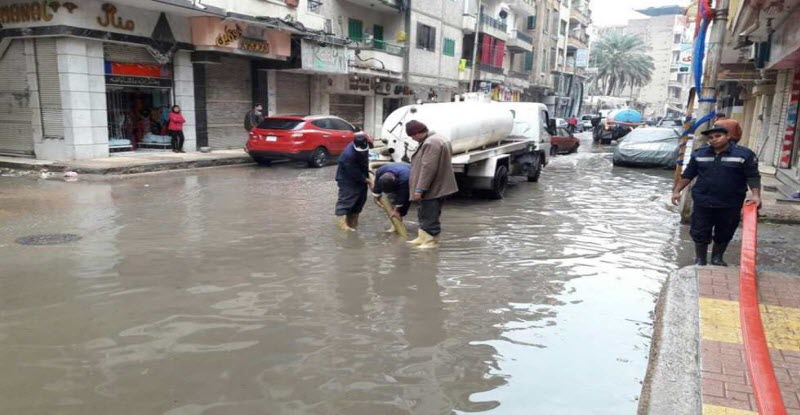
[525,52,534,71]
[480,34,492,64]
[348,19,363,41]
[373,24,384,49]
[494,40,504,67]
[527,16,536,30]
[416,22,425,49]
[428,27,437,52]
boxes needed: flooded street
[2,133,792,415]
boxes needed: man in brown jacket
[405,120,458,249]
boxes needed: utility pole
[680,0,729,222]
[468,0,482,93]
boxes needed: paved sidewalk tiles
[697,267,800,414]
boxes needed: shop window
[416,23,436,52]
[348,18,364,42]
[443,38,456,57]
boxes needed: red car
[550,127,580,155]
[247,115,368,168]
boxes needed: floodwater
[0,134,791,415]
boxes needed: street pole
[468,0,482,93]
[680,0,729,222]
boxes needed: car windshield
[256,119,304,130]
[622,128,680,144]
[581,115,593,120]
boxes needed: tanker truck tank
[381,102,514,163]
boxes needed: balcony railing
[479,62,505,74]
[512,30,533,44]
[480,13,508,32]
[568,32,589,47]
[509,70,531,80]
[355,38,404,56]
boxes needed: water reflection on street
[1,134,689,414]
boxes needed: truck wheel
[489,165,509,199]
[527,155,542,183]
[308,147,329,168]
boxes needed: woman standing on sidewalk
[168,105,186,153]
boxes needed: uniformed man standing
[672,124,762,266]
[335,134,371,231]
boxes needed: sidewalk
[762,176,800,225]
[640,266,800,415]
[0,150,253,175]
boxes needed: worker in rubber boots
[671,124,762,266]
[372,163,411,232]
[335,134,371,231]
[405,120,458,249]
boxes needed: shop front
[190,16,293,150]
[0,0,201,160]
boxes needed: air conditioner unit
[376,82,392,95]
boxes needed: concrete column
[174,51,197,151]
[364,95,375,137]
[266,70,277,116]
[374,96,384,138]
[766,71,790,167]
[57,37,108,160]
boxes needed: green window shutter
[348,19,363,42]
[525,51,534,71]
[443,38,455,56]
[527,15,536,30]
[373,24,384,50]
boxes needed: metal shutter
[276,72,310,115]
[206,57,252,149]
[0,40,35,155]
[35,38,64,141]
[329,95,365,131]
[103,43,158,64]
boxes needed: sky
[590,0,690,27]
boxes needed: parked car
[550,127,580,155]
[246,115,369,168]
[555,118,568,129]
[612,127,682,168]
[580,114,595,131]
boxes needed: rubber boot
[385,222,397,233]
[694,243,708,266]
[416,230,439,249]
[347,213,359,229]
[407,229,425,245]
[337,215,354,231]
[710,243,729,267]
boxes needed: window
[416,23,436,51]
[543,9,549,33]
[311,119,332,130]
[524,51,534,71]
[373,25,385,50]
[258,118,305,130]
[540,110,551,136]
[330,118,357,131]
[560,21,567,36]
[443,37,456,57]
[527,15,536,30]
[348,19,363,42]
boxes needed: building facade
[0,0,592,161]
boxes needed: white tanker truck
[372,101,554,199]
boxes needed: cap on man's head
[701,124,729,136]
[353,133,370,152]
[405,120,428,136]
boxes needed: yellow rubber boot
[407,229,425,245]
[337,215,355,231]
[416,231,439,249]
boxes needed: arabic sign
[191,17,290,60]
[575,48,590,68]
[300,40,347,74]
[678,43,693,71]
[0,1,77,24]
[105,74,172,88]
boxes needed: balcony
[567,32,589,49]
[343,0,401,12]
[462,14,478,33]
[570,7,591,25]
[480,13,509,40]
[507,30,534,52]
[348,39,405,78]
[508,70,531,80]
[506,0,537,14]
[459,61,506,83]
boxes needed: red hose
[739,202,788,415]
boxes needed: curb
[638,266,702,415]
[0,156,254,176]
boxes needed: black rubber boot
[694,243,709,266]
[710,243,729,267]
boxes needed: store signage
[216,24,242,46]
[105,74,171,88]
[240,37,270,54]
[97,3,134,31]
[300,40,347,74]
[678,43,692,71]
[349,76,371,91]
[191,17,290,59]
[575,49,589,68]
[0,1,77,24]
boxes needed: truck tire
[489,165,509,199]
[527,155,542,182]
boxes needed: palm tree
[591,32,655,96]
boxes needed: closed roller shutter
[329,94,365,131]
[276,72,310,115]
[0,40,34,155]
[104,43,158,64]
[35,38,64,141]
[206,57,251,149]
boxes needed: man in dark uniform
[372,163,411,232]
[335,134,371,231]
[672,124,762,266]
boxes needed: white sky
[590,0,690,27]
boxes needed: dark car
[612,127,682,168]
[246,115,369,168]
[550,127,580,155]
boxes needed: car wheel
[251,156,272,166]
[550,146,558,156]
[489,165,509,199]
[308,147,329,168]
[569,145,578,154]
[527,154,543,183]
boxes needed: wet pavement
[1,133,798,415]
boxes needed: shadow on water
[5,134,796,414]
